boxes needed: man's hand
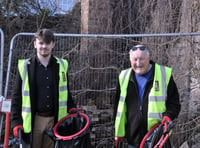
[68,108,82,114]
[115,137,123,148]
[13,125,23,138]
[162,116,171,124]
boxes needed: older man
[114,44,181,148]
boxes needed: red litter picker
[140,121,174,148]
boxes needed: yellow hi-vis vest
[114,64,172,137]
[18,57,69,133]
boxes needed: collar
[130,60,155,82]
[35,55,53,67]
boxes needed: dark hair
[34,28,55,44]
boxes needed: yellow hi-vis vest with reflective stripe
[114,64,172,137]
[18,57,69,133]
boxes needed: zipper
[133,80,143,112]
[139,104,142,111]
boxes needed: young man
[11,29,76,148]
[114,44,181,148]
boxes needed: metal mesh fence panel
[0,28,4,95]
[0,28,4,142]
[4,33,200,147]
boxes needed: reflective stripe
[160,66,166,97]
[58,58,65,70]
[119,96,125,102]
[117,112,121,117]
[22,107,31,112]
[59,86,68,91]
[149,96,166,102]
[59,101,67,106]
[149,112,163,119]
[22,91,30,96]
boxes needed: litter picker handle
[154,121,174,148]
[117,140,123,148]
[18,128,22,148]
[140,123,161,148]
[165,121,174,133]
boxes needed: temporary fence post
[0,99,11,148]
[4,112,10,148]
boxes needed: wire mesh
[3,33,200,147]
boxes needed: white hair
[129,44,150,56]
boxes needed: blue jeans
[129,145,137,148]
